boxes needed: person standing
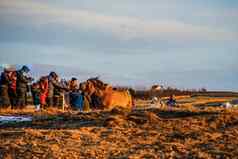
[69,77,83,110]
[39,76,48,109]
[166,94,177,110]
[47,72,68,107]
[16,65,34,109]
[69,77,79,91]
[0,68,12,108]
[31,82,40,111]
[8,71,17,108]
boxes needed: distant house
[151,85,163,91]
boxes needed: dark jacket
[0,72,11,87]
[16,70,32,90]
[48,76,68,97]
[0,72,11,106]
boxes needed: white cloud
[0,0,237,41]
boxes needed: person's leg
[22,91,27,109]
[48,97,53,107]
[47,96,54,107]
[64,93,70,110]
[83,96,90,112]
[69,92,73,109]
[16,89,21,109]
[96,96,102,109]
[17,88,26,109]
[8,89,14,108]
[54,96,59,108]
[10,91,17,109]
[34,94,41,110]
[36,104,40,111]
[79,95,84,111]
[1,86,11,108]
[13,91,17,107]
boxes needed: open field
[0,96,238,159]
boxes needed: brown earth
[0,96,238,159]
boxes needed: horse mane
[87,76,105,89]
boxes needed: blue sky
[0,0,237,90]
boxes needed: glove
[28,77,34,81]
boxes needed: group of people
[1,65,177,111]
[31,71,70,110]
[0,65,88,111]
[0,66,33,108]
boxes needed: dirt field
[0,96,238,159]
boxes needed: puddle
[194,102,224,110]
[0,115,32,125]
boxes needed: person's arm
[1,72,11,85]
[52,80,69,91]
[17,72,33,83]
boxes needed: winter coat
[48,76,68,97]
[16,70,32,90]
[9,72,17,92]
[39,79,48,105]
[0,72,11,87]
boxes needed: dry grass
[0,96,238,158]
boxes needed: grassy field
[0,96,238,158]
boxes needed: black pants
[17,88,27,108]
[8,89,17,108]
[0,86,11,108]
[47,96,54,107]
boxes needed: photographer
[0,68,12,108]
[16,65,34,109]
[47,72,69,107]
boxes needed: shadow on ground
[0,108,219,130]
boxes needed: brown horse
[80,78,133,110]
[97,84,133,110]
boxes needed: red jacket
[39,78,48,105]
[9,72,17,92]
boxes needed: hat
[49,72,58,78]
[21,65,30,72]
[3,64,16,72]
[71,77,77,81]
